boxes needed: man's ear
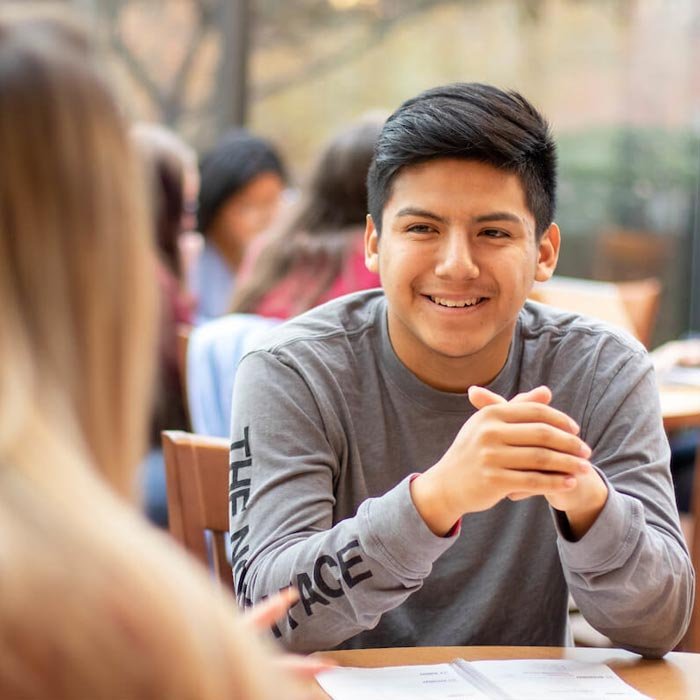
[534,222,560,283]
[364,214,380,274]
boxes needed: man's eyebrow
[395,208,525,225]
[472,211,523,224]
[395,207,447,223]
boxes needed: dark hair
[129,125,195,452]
[197,128,286,235]
[367,82,557,238]
[131,123,198,279]
[134,148,182,277]
[230,117,383,315]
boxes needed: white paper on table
[466,659,652,700]
[316,663,493,700]
[660,365,700,387]
[316,659,652,700]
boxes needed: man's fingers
[487,446,591,475]
[494,469,578,494]
[245,587,299,628]
[468,385,506,409]
[468,385,552,409]
[511,386,552,405]
[501,423,590,457]
[480,401,580,434]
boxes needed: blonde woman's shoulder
[0,466,302,700]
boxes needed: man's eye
[406,224,434,233]
[482,228,509,238]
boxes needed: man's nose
[434,234,479,280]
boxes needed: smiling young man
[229,83,693,656]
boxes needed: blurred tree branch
[97,0,569,131]
[104,0,214,126]
[253,0,456,101]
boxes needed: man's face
[365,158,559,391]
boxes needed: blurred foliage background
[46,0,700,342]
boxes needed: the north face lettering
[230,426,252,516]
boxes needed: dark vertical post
[688,121,700,332]
[218,0,250,129]
[687,4,700,332]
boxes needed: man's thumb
[467,385,507,409]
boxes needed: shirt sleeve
[554,349,695,658]
[186,323,230,437]
[229,350,458,653]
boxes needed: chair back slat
[162,430,233,593]
[529,275,661,348]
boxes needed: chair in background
[161,430,233,593]
[593,227,673,282]
[615,278,662,348]
[529,275,661,348]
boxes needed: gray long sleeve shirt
[229,290,694,656]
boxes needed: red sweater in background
[239,233,380,321]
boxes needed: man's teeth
[430,296,482,308]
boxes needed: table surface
[659,384,700,431]
[318,646,700,700]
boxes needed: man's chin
[424,340,485,361]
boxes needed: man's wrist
[563,476,609,540]
[409,470,459,537]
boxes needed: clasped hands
[411,385,609,539]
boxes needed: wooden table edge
[314,646,700,700]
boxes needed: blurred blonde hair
[0,12,299,700]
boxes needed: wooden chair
[615,278,662,348]
[161,430,233,593]
[529,275,661,347]
[593,227,673,282]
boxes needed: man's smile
[426,295,487,309]
[421,293,491,313]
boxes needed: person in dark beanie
[191,129,286,322]
[229,82,693,658]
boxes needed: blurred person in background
[131,122,199,283]
[230,117,383,319]
[0,11,318,698]
[131,123,196,527]
[191,129,286,322]
[187,118,383,437]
